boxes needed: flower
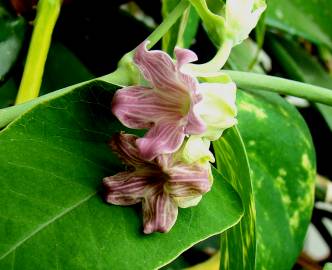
[112,41,206,161]
[179,136,215,183]
[103,133,211,234]
[189,0,266,47]
[194,81,237,141]
[225,0,266,45]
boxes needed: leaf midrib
[0,192,96,260]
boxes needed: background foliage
[0,0,331,269]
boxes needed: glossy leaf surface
[266,0,332,49]
[237,89,316,269]
[0,80,243,270]
[225,40,316,269]
[214,127,255,270]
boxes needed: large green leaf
[0,4,26,82]
[237,89,316,269]
[0,80,243,269]
[267,35,332,131]
[266,0,332,49]
[214,127,256,270]
[162,0,200,54]
[227,40,316,269]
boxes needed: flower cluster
[103,42,237,233]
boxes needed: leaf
[228,40,316,268]
[0,42,93,110]
[0,80,243,269]
[324,263,332,270]
[226,39,269,73]
[0,78,17,108]
[266,0,332,49]
[237,89,316,269]
[213,127,256,270]
[267,35,332,131]
[0,4,26,82]
[40,42,94,95]
[162,0,200,54]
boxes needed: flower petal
[196,82,237,140]
[142,190,178,234]
[109,133,145,167]
[174,195,202,208]
[112,86,160,129]
[180,136,215,165]
[174,47,198,69]
[136,122,186,161]
[103,172,148,205]
[134,41,180,91]
[134,41,200,103]
[226,0,266,45]
[168,164,211,199]
[185,106,206,134]
[112,84,194,133]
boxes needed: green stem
[101,0,189,85]
[15,0,61,105]
[184,40,233,77]
[224,70,332,106]
[146,0,189,49]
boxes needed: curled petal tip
[174,47,198,69]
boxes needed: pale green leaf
[214,127,255,270]
[227,40,316,269]
[237,89,316,269]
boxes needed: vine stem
[224,70,332,106]
[185,40,233,77]
[100,0,190,85]
[146,0,189,49]
[15,0,61,105]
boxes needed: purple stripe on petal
[103,172,148,205]
[112,86,158,129]
[134,41,189,93]
[136,123,186,161]
[168,165,211,197]
[103,131,213,233]
[112,86,189,130]
[142,190,178,234]
[109,133,145,167]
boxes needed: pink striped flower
[112,41,206,161]
[103,133,211,234]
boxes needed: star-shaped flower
[103,133,211,234]
[112,41,206,161]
